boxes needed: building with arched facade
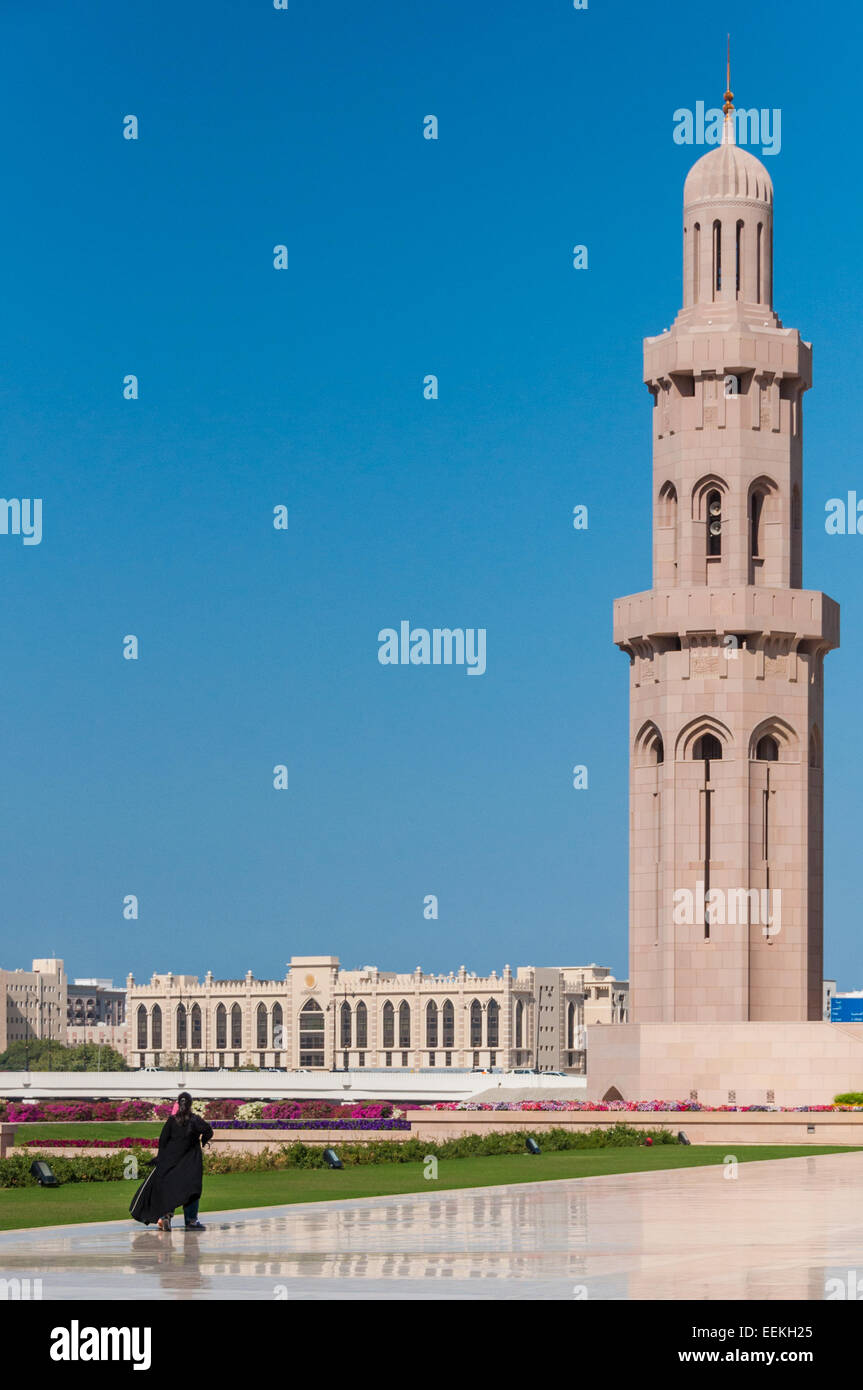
[125,957,627,1072]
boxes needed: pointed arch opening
[635,721,664,767]
[340,1000,352,1048]
[487,998,500,1048]
[748,718,798,763]
[299,998,325,1067]
[657,481,678,579]
[676,717,733,763]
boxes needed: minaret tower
[614,69,839,1022]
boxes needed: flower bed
[1,1098,395,1124]
[22,1137,158,1149]
[210,1118,410,1131]
[429,1099,863,1113]
[3,1101,165,1124]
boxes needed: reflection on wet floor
[1,1153,862,1300]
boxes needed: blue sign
[830,997,863,1022]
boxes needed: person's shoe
[157,1215,172,1231]
[184,1220,206,1231]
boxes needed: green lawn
[0,1144,857,1231]
[11,1123,161,1142]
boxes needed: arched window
[442,999,454,1048]
[151,1004,162,1050]
[487,999,500,1048]
[299,999,325,1067]
[658,481,678,577]
[230,1003,242,1048]
[713,219,722,295]
[470,999,483,1048]
[755,735,779,762]
[693,222,700,300]
[398,1001,411,1048]
[355,1001,367,1048]
[176,1003,187,1050]
[382,1001,394,1049]
[693,733,723,761]
[567,1000,576,1050]
[635,721,664,767]
[191,1003,202,1049]
[271,1002,283,1048]
[426,1000,438,1048]
[751,490,765,560]
[340,1001,352,1048]
[515,999,524,1049]
[136,1005,148,1049]
[756,222,763,302]
[215,1003,227,1049]
[256,1003,268,1048]
[735,219,743,296]
[706,489,722,557]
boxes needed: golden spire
[723,34,734,116]
[722,34,735,145]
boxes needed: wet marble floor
[2,1152,862,1299]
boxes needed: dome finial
[722,34,735,145]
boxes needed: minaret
[614,73,839,1023]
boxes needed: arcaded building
[126,957,628,1072]
[614,88,838,1023]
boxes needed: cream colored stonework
[615,121,838,1023]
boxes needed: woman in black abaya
[130,1092,214,1231]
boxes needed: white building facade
[126,957,628,1073]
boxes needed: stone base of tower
[586,1022,863,1108]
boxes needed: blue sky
[1,0,861,989]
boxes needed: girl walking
[130,1092,214,1231]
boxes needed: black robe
[130,1114,214,1224]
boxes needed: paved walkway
[1,1152,862,1299]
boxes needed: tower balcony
[614,586,839,652]
[644,321,811,392]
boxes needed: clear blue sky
[1,0,861,988]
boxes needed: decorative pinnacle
[723,33,734,116]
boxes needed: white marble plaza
[2,1152,862,1300]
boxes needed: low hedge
[0,1123,676,1186]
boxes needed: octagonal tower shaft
[614,122,839,1024]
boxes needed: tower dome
[684,143,773,209]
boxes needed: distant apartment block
[0,958,67,1052]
